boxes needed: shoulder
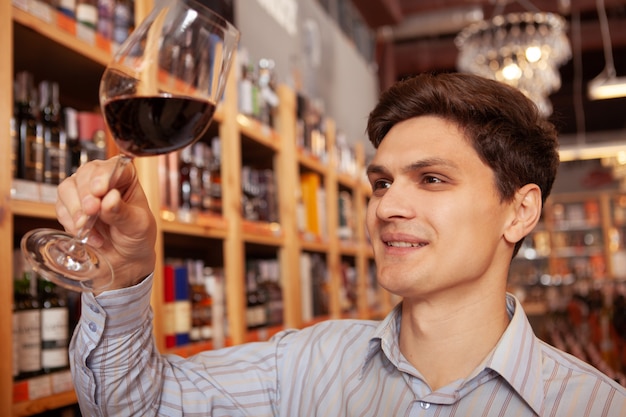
[538,339,626,405]
[277,319,379,343]
[273,319,380,356]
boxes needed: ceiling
[350,0,626,148]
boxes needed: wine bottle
[246,269,260,329]
[10,114,18,179]
[246,262,267,329]
[209,267,225,349]
[259,259,283,326]
[258,58,279,127]
[39,81,68,185]
[14,264,42,379]
[238,50,254,116]
[64,107,81,176]
[112,0,133,46]
[189,260,204,343]
[200,267,215,341]
[76,0,98,31]
[190,143,205,214]
[178,145,193,221]
[57,0,76,18]
[40,280,70,373]
[15,71,42,182]
[207,137,222,214]
[12,270,19,380]
[97,0,114,40]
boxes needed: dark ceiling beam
[392,16,626,76]
[400,0,625,16]
[354,0,626,29]
[350,0,404,28]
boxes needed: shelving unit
[1,3,382,415]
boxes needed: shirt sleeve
[69,274,287,417]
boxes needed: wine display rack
[1,2,388,415]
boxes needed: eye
[423,175,444,184]
[371,178,391,192]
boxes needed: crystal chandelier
[455,11,571,117]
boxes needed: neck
[399,287,510,391]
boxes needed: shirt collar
[362,294,545,415]
[361,303,402,378]
[484,294,545,415]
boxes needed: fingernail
[75,213,87,229]
[87,233,103,247]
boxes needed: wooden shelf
[160,213,229,239]
[12,390,77,417]
[13,6,110,67]
[11,199,57,220]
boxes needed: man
[60,73,626,416]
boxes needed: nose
[373,180,415,221]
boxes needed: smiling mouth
[385,241,427,248]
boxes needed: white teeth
[386,241,423,247]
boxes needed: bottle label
[16,309,42,373]
[173,300,191,333]
[42,348,69,369]
[44,129,68,184]
[23,122,43,182]
[41,307,69,342]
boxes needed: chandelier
[455,11,571,117]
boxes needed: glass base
[21,228,113,292]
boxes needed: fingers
[56,157,130,233]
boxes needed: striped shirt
[71,275,626,416]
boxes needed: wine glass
[21,0,240,292]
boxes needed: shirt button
[419,401,431,410]
[88,303,100,314]
[88,321,98,332]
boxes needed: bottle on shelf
[190,143,205,215]
[189,260,212,343]
[13,251,42,380]
[207,267,226,349]
[64,107,82,176]
[238,49,258,118]
[97,0,115,41]
[38,80,68,185]
[76,0,98,43]
[178,145,194,222]
[10,106,18,179]
[205,137,222,215]
[14,71,42,182]
[40,280,70,374]
[258,259,283,326]
[112,0,133,48]
[76,111,107,164]
[245,262,267,329]
[258,58,279,127]
[57,0,77,18]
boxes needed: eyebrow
[366,157,459,176]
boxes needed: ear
[503,183,542,244]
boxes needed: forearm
[70,273,284,416]
[70,274,163,416]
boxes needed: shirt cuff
[81,272,154,338]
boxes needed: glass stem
[74,155,133,245]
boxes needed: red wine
[103,95,215,157]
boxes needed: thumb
[99,175,154,238]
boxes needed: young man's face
[365,115,515,303]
